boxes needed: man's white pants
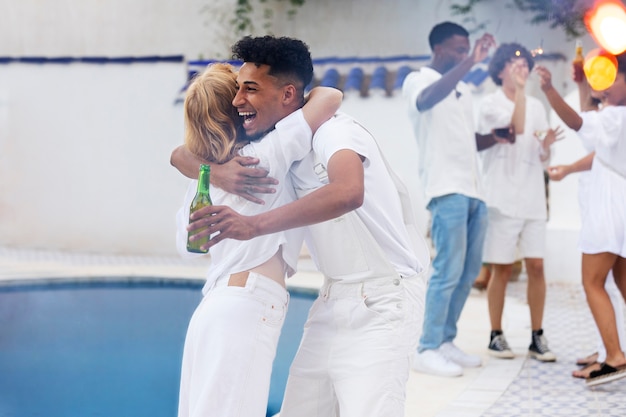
[280,274,425,417]
[177,273,288,417]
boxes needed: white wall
[4,0,595,61]
[0,0,595,281]
[0,62,189,255]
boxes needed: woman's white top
[176,109,312,294]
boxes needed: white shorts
[482,208,546,264]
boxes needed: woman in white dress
[536,52,626,387]
[548,83,626,378]
[549,149,625,378]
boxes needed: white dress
[576,109,626,362]
[577,106,626,257]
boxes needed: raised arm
[416,56,474,111]
[170,146,278,204]
[416,33,496,111]
[535,65,583,131]
[170,145,209,179]
[302,87,343,133]
[577,73,600,112]
[510,60,527,134]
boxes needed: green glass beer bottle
[187,164,212,253]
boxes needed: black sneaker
[528,329,557,362]
[488,331,515,359]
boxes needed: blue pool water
[0,279,315,417]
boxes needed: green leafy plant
[198,0,306,58]
[450,0,491,33]
[231,0,306,35]
[450,0,596,38]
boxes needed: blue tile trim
[0,55,185,65]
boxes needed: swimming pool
[0,278,315,417]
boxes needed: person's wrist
[252,214,265,237]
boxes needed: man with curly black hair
[179,35,430,417]
[228,36,314,141]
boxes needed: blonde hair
[183,63,243,163]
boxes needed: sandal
[576,352,598,367]
[572,362,601,379]
[585,362,626,387]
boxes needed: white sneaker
[412,349,463,377]
[439,342,482,368]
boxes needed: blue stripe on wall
[0,56,185,65]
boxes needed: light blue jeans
[418,194,487,352]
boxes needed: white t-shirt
[176,109,311,293]
[476,89,550,220]
[402,67,483,204]
[291,113,426,279]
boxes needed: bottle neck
[575,40,583,59]
[197,166,210,194]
